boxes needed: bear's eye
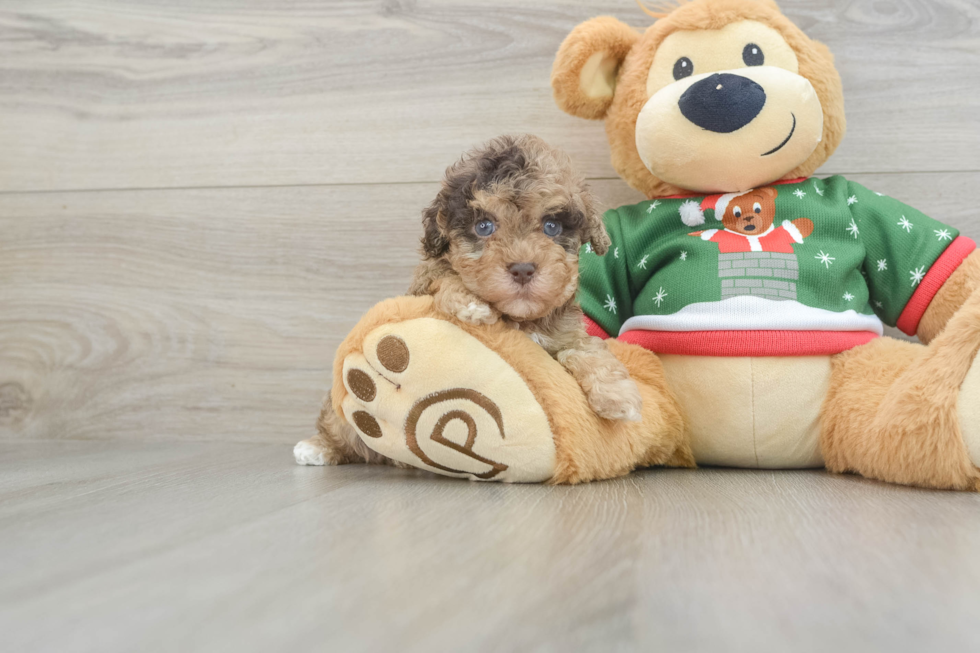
[543,219,563,237]
[733,206,742,219]
[753,202,762,214]
[475,219,496,237]
[743,43,764,66]
[673,57,693,81]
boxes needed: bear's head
[551,0,845,198]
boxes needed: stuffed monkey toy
[304,0,980,490]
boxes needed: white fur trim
[781,220,805,244]
[619,296,885,335]
[679,200,705,227]
[713,191,746,221]
[700,229,718,241]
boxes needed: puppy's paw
[587,378,644,422]
[294,437,346,466]
[455,301,499,325]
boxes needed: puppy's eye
[673,57,693,81]
[475,219,496,237]
[543,220,562,237]
[733,206,742,219]
[753,202,762,214]
[743,43,764,66]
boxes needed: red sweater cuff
[583,315,610,339]
[896,236,976,336]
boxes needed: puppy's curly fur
[296,135,643,469]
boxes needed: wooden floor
[3,441,980,652]
[2,0,980,650]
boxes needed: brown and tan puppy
[296,134,643,467]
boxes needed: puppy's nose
[679,73,766,133]
[508,262,537,286]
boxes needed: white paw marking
[456,301,497,325]
[293,440,326,466]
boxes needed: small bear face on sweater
[721,187,778,235]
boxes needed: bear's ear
[552,17,640,120]
[759,187,779,200]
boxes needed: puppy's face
[422,136,607,321]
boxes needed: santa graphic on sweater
[685,187,813,253]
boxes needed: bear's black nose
[678,73,767,133]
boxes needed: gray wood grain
[0,0,977,193]
[2,172,977,443]
[2,441,979,653]
[2,3,979,650]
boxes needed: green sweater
[578,176,973,356]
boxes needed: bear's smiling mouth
[761,113,797,156]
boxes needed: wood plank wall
[1,0,978,443]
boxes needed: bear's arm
[844,179,975,338]
[917,251,980,343]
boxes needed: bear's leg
[821,289,980,491]
[322,296,691,483]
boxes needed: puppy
[295,134,642,468]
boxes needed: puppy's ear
[420,196,450,259]
[581,192,611,255]
[552,17,640,120]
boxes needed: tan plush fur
[331,296,693,484]
[552,0,846,198]
[917,250,980,344]
[822,286,980,491]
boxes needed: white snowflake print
[874,192,884,197]
[679,251,688,261]
[898,216,913,233]
[847,195,858,206]
[843,292,855,302]
[614,247,620,259]
[846,219,859,239]
[935,229,952,242]
[874,300,884,309]
[653,287,668,307]
[646,200,661,214]
[794,189,807,199]
[584,243,593,253]
[603,294,617,314]
[815,251,836,268]
[876,258,888,272]
[910,266,926,287]
[813,181,824,196]
[637,255,649,270]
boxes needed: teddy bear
[307,0,980,490]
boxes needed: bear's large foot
[338,317,557,482]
